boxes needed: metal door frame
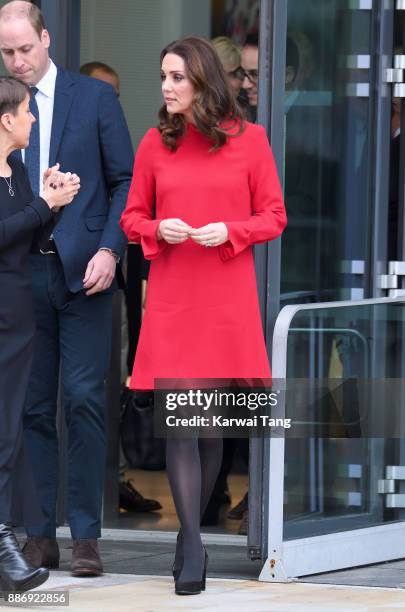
[248,0,288,560]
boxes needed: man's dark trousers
[24,253,112,539]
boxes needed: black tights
[166,437,223,582]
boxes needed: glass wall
[281,0,374,303]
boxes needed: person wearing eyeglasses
[212,36,250,120]
[241,33,259,122]
[212,36,244,96]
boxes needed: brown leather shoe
[22,537,60,569]
[71,539,103,577]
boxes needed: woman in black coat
[0,76,80,593]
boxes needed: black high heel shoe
[175,547,208,596]
[172,531,182,582]
[0,524,49,593]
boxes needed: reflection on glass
[283,302,405,539]
[281,0,373,303]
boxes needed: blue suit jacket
[38,66,134,292]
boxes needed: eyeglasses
[242,69,259,84]
[227,67,259,83]
[227,66,246,81]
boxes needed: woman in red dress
[120,36,286,595]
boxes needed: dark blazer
[38,66,134,292]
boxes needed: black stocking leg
[199,438,224,517]
[166,438,204,583]
[172,438,223,578]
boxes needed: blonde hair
[0,1,45,39]
[211,36,241,72]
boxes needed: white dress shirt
[22,60,57,196]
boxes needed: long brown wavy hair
[158,36,245,151]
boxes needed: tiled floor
[6,534,405,611]
[5,572,405,612]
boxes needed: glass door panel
[260,298,405,581]
[281,0,375,302]
[283,301,405,539]
[258,0,401,580]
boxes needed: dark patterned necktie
[25,86,40,195]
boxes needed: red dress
[120,121,287,390]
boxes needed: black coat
[0,155,52,526]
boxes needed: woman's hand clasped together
[158,219,228,247]
[157,218,192,243]
[188,222,228,247]
[42,163,81,211]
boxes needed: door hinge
[378,261,405,296]
[385,56,405,96]
[379,466,405,507]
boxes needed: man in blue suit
[0,1,133,576]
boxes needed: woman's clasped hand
[42,162,81,210]
[158,218,228,247]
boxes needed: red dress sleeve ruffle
[218,125,287,261]
[120,128,167,260]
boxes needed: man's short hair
[244,32,259,48]
[80,62,118,78]
[0,1,46,38]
